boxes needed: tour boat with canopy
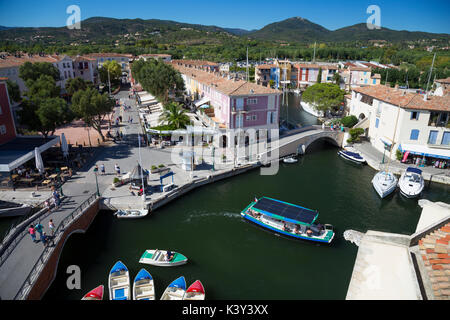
[241,197,335,244]
[398,167,425,198]
[81,285,104,300]
[183,280,205,300]
[160,276,186,300]
[108,261,130,300]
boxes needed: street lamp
[93,166,100,196]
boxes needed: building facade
[172,61,281,136]
[349,85,450,161]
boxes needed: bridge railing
[13,193,99,300]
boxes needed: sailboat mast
[425,52,436,94]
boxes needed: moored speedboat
[183,280,205,300]
[398,167,425,198]
[81,285,104,300]
[240,197,335,244]
[338,149,366,165]
[108,261,130,300]
[372,171,398,198]
[114,209,149,219]
[133,268,155,300]
[160,276,186,300]
[139,249,188,267]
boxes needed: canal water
[42,143,449,300]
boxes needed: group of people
[28,219,55,246]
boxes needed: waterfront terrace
[171,60,281,133]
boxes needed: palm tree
[158,102,191,129]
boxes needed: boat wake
[183,211,241,223]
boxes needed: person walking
[35,222,44,242]
[28,225,37,243]
[100,163,105,175]
[115,164,121,176]
[49,219,55,236]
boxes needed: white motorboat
[372,171,398,198]
[139,249,188,267]
[337,149,366,165]
[300,101,324,117]
[398,167,425,198]
[114,209,148,219]
[283,157,298,164]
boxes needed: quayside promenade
[0,88,344,300]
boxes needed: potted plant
[112,177,121,187]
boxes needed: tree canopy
[19,61,60,83]
[70,87,115,141]
[302,83,345,112]
[98,60,122,84]
[158,102,191,130]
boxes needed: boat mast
[425,52,436,95]
[138,133,146,206]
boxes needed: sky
[0,0,449,34]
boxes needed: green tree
[302,83,345,113]
[99,60,122,85]
[36,97,71,137]
[19,61,60,83]
[71,87,115,141]
[317,68,322,83]
[158,102,191,129]
[66,77,92,96]
[6,80,21,103]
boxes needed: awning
[0,136,60,172]
[399,144,450,160]
[380,137,393,147]
[194,97,210,107]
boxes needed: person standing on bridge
[28,225,37,243]
[34,222,44,242]
[48,219,55,236]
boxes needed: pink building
[172,61,281,136]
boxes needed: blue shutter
[375,118,380,128]
[410,129,419,141]
[442,132,450,145]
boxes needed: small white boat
[372,171,398,198]
[338,149,366,165]
[81,285,104,300]
[160,276,186,300]
[398,167,425,198]
[114,209,148,219]
[283,157,298,164]
[183,280,205,300]
[133,268,155,300]
[108,261,130,300]
[139,249,188,267]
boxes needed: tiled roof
[436,77,450,84]
[256,64,276,70]
[172,63,280,96]
[84,53,133,58]
[0,54,58,69]
[172,59,219,67]
[349,66,371,72]
[418,222,450,300]
[371,73,381,79]
[352,85,450,112]
[140,54,171,58]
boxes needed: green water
[42,141,450,300]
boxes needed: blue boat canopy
[169,276,186,289]
[252,197,318,225]
[406,167,422,175]
[135,269,152,282]
[343,151,363,159]
[110,261,127,273]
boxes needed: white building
[72,56,98,85]
[138,54,172,63]
[349,85,450,161]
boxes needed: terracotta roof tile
[352,85,450,112]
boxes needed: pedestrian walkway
[0,88,142,300]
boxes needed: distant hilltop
[0,16,448,45]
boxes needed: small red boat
[82,285,104,300]
[183,280,205,300]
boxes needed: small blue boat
[241,197,335,244]
[160,276,186,300]
[108,261,130,300]
[133,268,155,300]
